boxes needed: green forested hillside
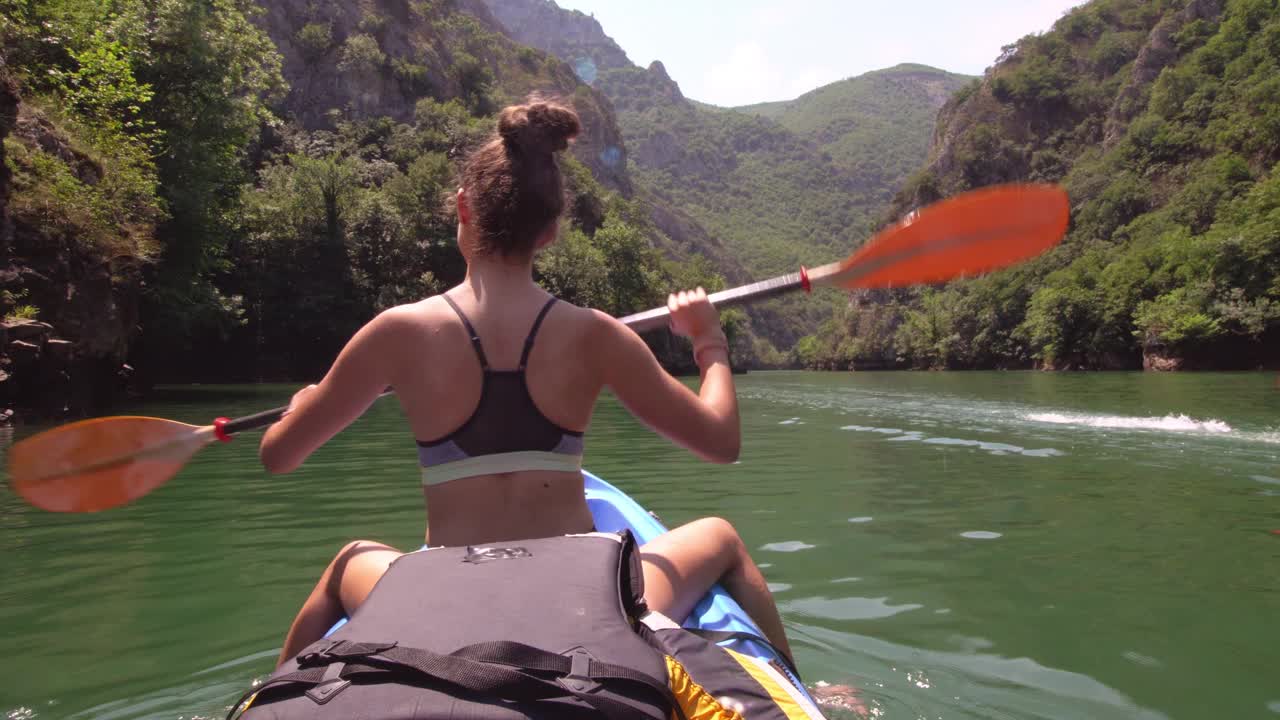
[736,64,972,208]
[0,0,709,414]
[799,0,1280,370]
[599,61,867,275]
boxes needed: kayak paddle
[619,183,1068,331]
[5,394,395,513]
[6,182,1068,513]
[7,405,295,512]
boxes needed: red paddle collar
[213,417,233,443]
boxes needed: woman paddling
[260,99,791,668]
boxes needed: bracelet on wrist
[693,331,730,367]
[694,344,729,367]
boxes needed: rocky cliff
[0,56,15,252]
[254,0,631,191]
[482,0,632,75]
[0,62,144,419]
[797,0,1279,371]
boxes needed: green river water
[1,371,1277,719]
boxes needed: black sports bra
[416,295,584,485]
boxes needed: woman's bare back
[381,289,603,545]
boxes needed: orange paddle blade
[827,184,1069,289]
[7,416,208,512]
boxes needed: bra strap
[518,298,558,371]
[441,294,490,370]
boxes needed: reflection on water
[2,372,1277,719]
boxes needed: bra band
[418,294,581,485]
[421,451,584,486]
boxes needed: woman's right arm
[259,310,403,474]
[595,289,740,463]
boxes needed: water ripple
[782,595,924,620]
[840,424,1062,457]
[793,623,1172,720]
[760,540,816,552]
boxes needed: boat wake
[1024,412,1233,434]
[840,425,1064,458]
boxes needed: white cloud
[946,1,1084,71]
[786,66,843,100]
[701,42,783,107]
[745,4,790,32]
[697,39,844,107]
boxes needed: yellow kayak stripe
[724,648,824,720]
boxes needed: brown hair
[459,99,581,257]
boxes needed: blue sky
[552,0,1086,106]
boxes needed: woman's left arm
[259,311,400,474]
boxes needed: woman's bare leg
[276,540,403,666]
[639,517,793,663]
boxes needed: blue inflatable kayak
[326,470,818,708]
[582,471,812,690]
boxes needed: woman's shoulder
[361,297,456,341]
[379,296,451,321]
[553,300,626,339]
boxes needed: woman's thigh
[324,540,403,612]
[638,517,739,622]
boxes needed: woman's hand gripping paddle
[7,183,1068,513]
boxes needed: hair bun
[498,100,581,155]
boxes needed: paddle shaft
[213,270,812,437]
[220,265,834,436]
[9,184,1070,512]
[216,185,1071,429]
[216,390,395,437]
[221,405,289,434]
[618,212,1066,334]
[619,268,815,334]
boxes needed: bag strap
[229,639,681,720]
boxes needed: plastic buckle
[298,639,344,666]
[560,647,600,694]
[305,662,350,705]
[336,640,397,658]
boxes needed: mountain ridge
[733,63,974,209]
[481,0,967,352]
